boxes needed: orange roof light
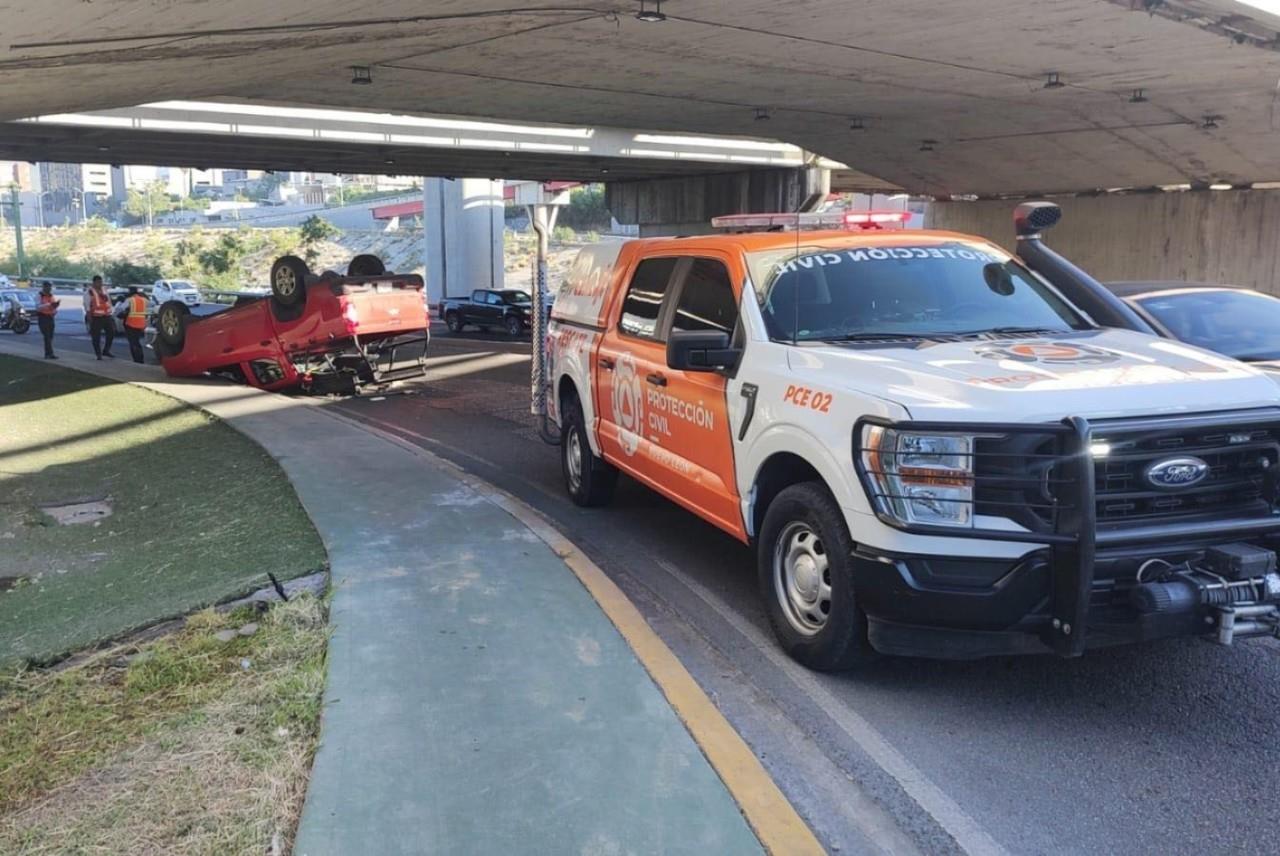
[711,210,910,232]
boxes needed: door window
[619,257,679,340]
[671,259,738,335]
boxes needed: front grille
[975,412,1280,533]
[1091,424,1278,524]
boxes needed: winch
[1129,543,1280,644]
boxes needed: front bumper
[853,412,1280,658]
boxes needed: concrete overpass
[2,100,865,186]
[4,1,1280,196]
[6,1,1280,289]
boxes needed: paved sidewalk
[0,340,764,854]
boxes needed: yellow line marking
[326,412,826,856]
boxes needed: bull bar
[853,412,1280,657]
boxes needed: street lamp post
[6,185,26,279]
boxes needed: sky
[1238,1,1280,15]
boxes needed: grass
[0,594,328,855]
[0,356,327,667]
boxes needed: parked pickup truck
[440,289,535,336]
[544,204,1280,671]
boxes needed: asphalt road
[32,322,1280,855]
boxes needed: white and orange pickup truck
[544,204,1280,671]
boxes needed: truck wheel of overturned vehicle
[156,301,189,352]
[758,481,875,671]
[347,254,386,277]
[562,397,618,507]
[505,315,523,337]
[445,312,464,333]
[270,255,310,307]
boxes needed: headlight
[860,426,974,528]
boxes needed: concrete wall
[925,190,1280,294]
[607,167,826,237]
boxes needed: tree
[559,185,612,231]
[298,215,339,265]
[123,181,174,227]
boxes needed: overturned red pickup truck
[154,254,428,394]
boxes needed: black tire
[155,301,189,353]
[561,396,618,507]
[444,312,464,333]
[347,254,386,277]
[757,482,875,671]
[504,314,523,336]
[270,255,310,306]
[11,316,29,334]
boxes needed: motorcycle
[1,304,31,335]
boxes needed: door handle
[646,372,667,387]
[598,356,616,370]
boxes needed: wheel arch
[745,424,867,540]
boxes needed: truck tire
[758,481,875,671]
[562,398,617,507]
[505,315,523,336]
[347,254,386,277]
[445,311,464,333]
[156,301,189,353]
[270,255,310,307]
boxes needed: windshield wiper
[828,332,928,342]
[955,326,1068,338]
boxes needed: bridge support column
[422,177,504,305]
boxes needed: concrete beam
[606,167,831,237]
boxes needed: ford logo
[1145,456,1210,490]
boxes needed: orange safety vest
[125,294,148,330]
[37,293,58,316]
[88,288,111,317]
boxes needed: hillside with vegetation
[0,220,596,291]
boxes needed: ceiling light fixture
[1202,114,1221,129]
[753,107,771,121]
[849,117,866,131]
[919,139,937,152]
[1043,72,1065,90]
[350,66,373,85]
[383,158,395,166]
[1129,88,1148,103]
[96,144,110,152]
[1210,182,1233,190]
[635,1,666,22]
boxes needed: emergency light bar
[710,210,911,232]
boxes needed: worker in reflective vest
[122,286,149,364]
[36,281,60,359]
[86,276,115,360]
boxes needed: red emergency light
[710,210,911,232]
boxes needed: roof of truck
[624,229,994,253]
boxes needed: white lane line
[653,557,1011,856]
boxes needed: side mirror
[667,329,742,373]
[1013,201,1062,238]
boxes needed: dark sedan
[1106,281,1280,368]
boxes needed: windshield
[169,280,198,291]
[1137,289,1280,361]
[500,291,532,305]
[747,240,1088,342]
[4,291,37,308]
